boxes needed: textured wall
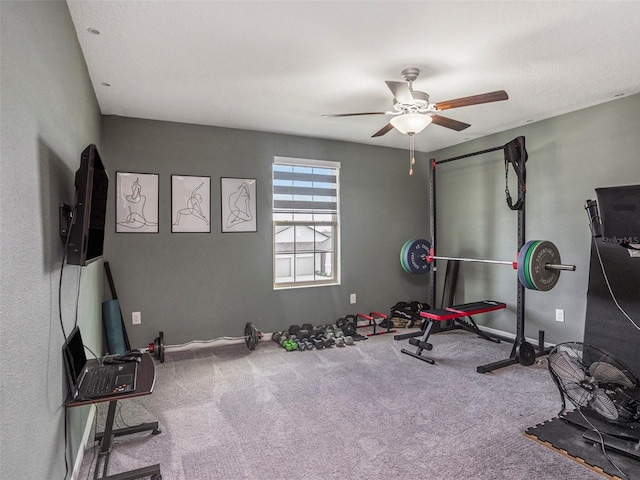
[0,2,102,478]
[101,116,431,347]
[427,93,640,345]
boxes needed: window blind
[273,159,339,214]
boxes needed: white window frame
[272,156,340,289]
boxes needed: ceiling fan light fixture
[390,113,432,135]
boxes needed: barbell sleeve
[544,263,576,271]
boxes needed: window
[273,157,340,288]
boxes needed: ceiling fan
[323,67,509,138]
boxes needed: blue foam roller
[102,299,126,355]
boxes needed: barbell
[400,239,575,291]
[147,322,263,363]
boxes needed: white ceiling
[66,1,640,153]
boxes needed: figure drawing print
[221,178,256,232]
[171,175,211,233]
[116,172,159,233]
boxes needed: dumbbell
[289,324,302,335]
[297,329,311,340]
[283,339,298,351]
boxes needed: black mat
[525,410,640,479]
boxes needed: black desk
[65,353,161,480]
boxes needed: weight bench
[401,300,505,364]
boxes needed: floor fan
[547,342,640,460]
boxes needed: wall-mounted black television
[60,144,108,266]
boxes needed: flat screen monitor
[596,184,640,244]
[66,144,108,265]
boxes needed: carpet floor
[78,327,606,479]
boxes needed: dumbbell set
[272,322,356,351]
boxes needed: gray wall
[0,1,103,478]
[101,116,430,347]
[1,2,638,479]
[426,93,640,344]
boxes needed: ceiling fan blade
[435,90,509,111]
[431,115,471,131]
[323,111,389,118]
[385,81,414,104]
[372,123,394,137]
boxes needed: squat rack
[429,137,548,373]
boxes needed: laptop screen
[63,326,87,391]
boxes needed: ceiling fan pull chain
[409,134,415,176]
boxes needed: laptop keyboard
[84,367,115,396]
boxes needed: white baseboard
[70,405,96,480]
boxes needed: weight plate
[517,240,538,290]
[524,240,541,290]
[516,340,536,366]
[528,240,561,291]
[401,239,432,274]
[158,331,165,363]
[245,322,259,350]
[400,240,413,273]
[342,320,357,337]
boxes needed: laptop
[63,326,137,401]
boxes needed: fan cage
[548,342,640,423]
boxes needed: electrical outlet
[132,311,141,325]
[350,293,356,304]
[555,309,564,323]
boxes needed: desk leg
[96,422,161,442]
[94,400,118,480]
[93,400,162,480]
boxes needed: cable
[586,208,639,331]
[59,207,76,479]
[576,408,630,479]
[63,408,69,479]
[116,402,133,429]
[59,208,75,341]
[83,345,104,366]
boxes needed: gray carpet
[79,329,605,479]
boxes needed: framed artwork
[171,175,211,233]
[221,177,257,232]
[115,172,159,233]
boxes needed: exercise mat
[102,299,126,355]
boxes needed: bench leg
[401,320,437,364]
